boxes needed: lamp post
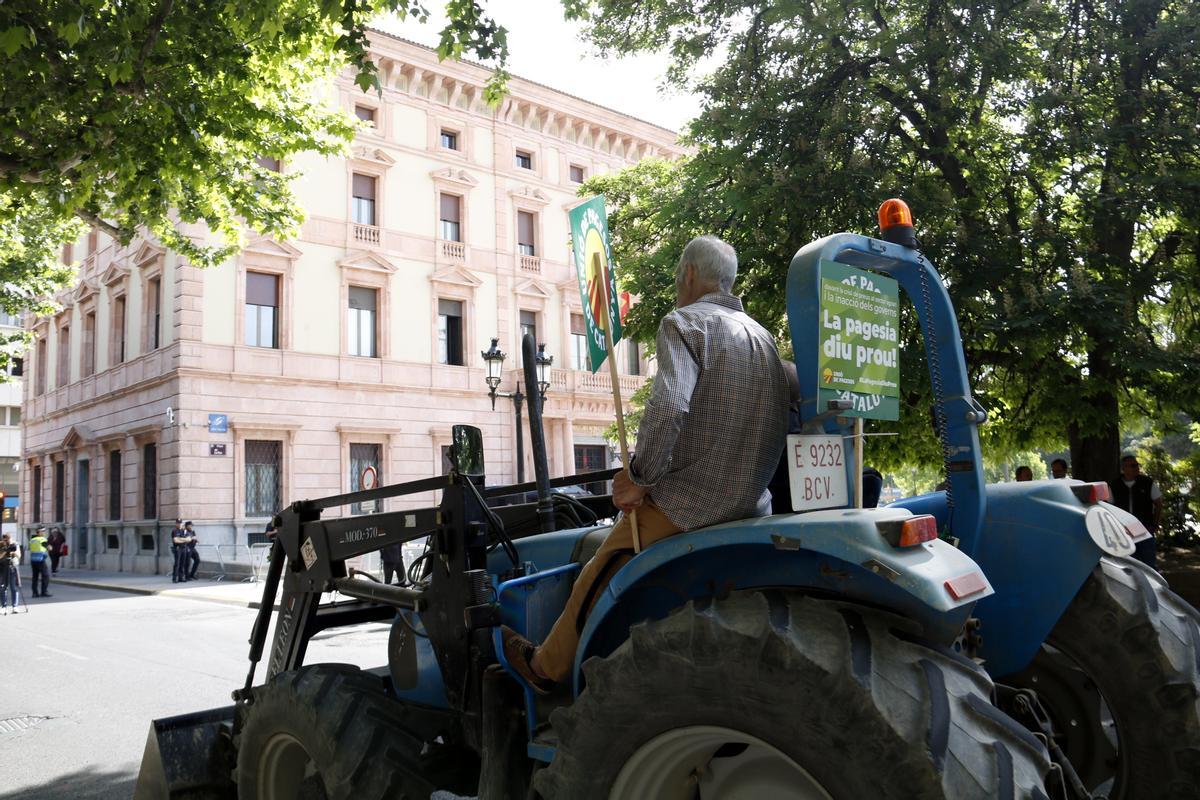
[481,337,552,485]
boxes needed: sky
[374,0,705,133]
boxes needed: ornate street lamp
[535,343,553,398]
[481,336,552,484]
[481,338,506,409]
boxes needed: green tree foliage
[0,1,509,339]
[577,0,1200,481]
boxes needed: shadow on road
[0,766,136,800]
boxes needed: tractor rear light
[878,515,938,548]
[1070,482,1111,505]
[878,198,917,248]
[944,571,989,601]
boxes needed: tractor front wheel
[235,664,439,800]
[1005,556,1200,799]
[535,591,1050,800]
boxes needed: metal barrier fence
[192,544,227,582]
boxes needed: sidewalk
[49,568,277,609]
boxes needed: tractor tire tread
[235,664,441,800]
[1043,555,1200,798]
[535,590,1049,799]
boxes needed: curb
[51,576,274,610]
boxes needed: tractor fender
[573,506,992,695]
[929,480,1113,678]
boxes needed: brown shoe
[501,625,554,696]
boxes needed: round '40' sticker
[1084,505,1137,558]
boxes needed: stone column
[561,419,576,476]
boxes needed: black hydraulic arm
[302,473,451,512]
[481,468,619,499]
[521,334,556,534]
[236,537,286,703]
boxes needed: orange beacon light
[878,198,916,248]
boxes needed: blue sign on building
[208,413,228,434]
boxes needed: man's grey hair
[677,235,738,293]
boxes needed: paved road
[0,582,392,799]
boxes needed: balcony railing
[442,240,465,260]
[550,368,646,396]
[519,254,541,274]
[353,223,381,245]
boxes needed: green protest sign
[816,260,900,421]
[569,195,623,372]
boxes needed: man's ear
[682,263,696,291]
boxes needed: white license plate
[786,434,849,512]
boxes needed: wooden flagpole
[594,253,641,552]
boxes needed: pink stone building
[20,32,681,574]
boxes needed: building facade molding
[19,33,673,574]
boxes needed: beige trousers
[535,501,682,682]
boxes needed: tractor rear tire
[235,663,442,800]
[1007,555,1200,799]
[534,591,1050,799]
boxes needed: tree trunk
[1066,384,1121,484]
[1067,417,1120,483]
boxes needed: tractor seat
[569,526,612,565]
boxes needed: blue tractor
[136,202,1198,799]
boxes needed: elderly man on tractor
[502,234,791,692]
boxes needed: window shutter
[247,272,279,307]
[440,194,461,223]
[349,286,377,311]
[517,211,534,245]
[352,173,376,200]
[571,313,585,335]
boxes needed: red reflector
[898,515,939,547]
[945,572,988,601]
[1071,482,1112,504]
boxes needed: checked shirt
[629,292,790,531]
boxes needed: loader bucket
[133,705,237,799]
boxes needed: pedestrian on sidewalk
[28,527,51,598]
[172,521,191,583]
[381,542,404,585]
[0,533,19,612]
[47,527,66,574]
[184,521,200,580]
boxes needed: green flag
[569,195,623,372]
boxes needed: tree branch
[0,151,85,183]
[140,0,175,67]
[74,209,127,241]
[873,82,976,208]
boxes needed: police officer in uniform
[172,522,192,582]
[184,521,200,580]
[1109,455,1162,569]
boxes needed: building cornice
[363,27,681,146]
